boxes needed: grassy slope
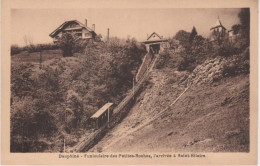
[90,68,249,152]
[11,50,62,63]
[11,41,145,152]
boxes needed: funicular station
[90,103,113,129]
[142,32,169,54]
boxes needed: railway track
[71,54,159,152]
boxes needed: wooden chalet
[49,19,96,43]
[141,32,169,54]
[90,103,113,129]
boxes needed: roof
[49,20,96,37]
[210,18,226,30]
[147,32,163,40]
[141,39,168,44]
[140,32,168,44]
[91,103,113,119]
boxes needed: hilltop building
[141,32,169,54]
[208,17,240,44]
[49,19,96,43]
[209,18,227,43]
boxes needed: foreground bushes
[222,47,250,77]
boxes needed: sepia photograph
[1,0,258,165]
[10,7,250,153]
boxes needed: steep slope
[90,57,249,152]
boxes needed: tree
[231,24,241,35]
[238,8,250,39]
[174,30,191,50]
[58,33,81,57]
[189,26,198,44]
[95,34,103,42]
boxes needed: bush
[222,49,250,77]
[11,45,23,55]
[58,33,87,57]
[155,51,170,69]
[11,97,57,152]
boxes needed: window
[85,33,90,37]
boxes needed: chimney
[107,28,110,42]
[92,24,95,31]
[85,19,87,27]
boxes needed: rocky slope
[90,56,249,152]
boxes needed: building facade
[209,18,227,43]
[142,32,169,54]
[49,19,96,43]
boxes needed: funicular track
[72,53,158,152]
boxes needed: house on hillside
[141,32,169,54]
[208,17,240,44]
[209,18,227,43]
[49,19,96,43]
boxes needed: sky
[11,8,241,46]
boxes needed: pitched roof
[140,32,168,44]
[49,20,96,37]
[147,32,163,41]
[91,103,113,119]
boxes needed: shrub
[11,63,35,97]
[57,33,86,57]
[222,52,249,77]
[155,50,170,69]
[11,97,57,152]
[11,45,22,55]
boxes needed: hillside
[10,39,146,152]
[90,55,249,152]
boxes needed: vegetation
[157,8,250,75]
[10,8,250,152]
[57,33,87,57]
[11,43,59,55]
[11,36,145,152]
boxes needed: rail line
[71,53,158,152]
[102,86,189,151]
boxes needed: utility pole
[64,138,66,153]
[108,107,110,128]
[107,28,110,42]
[132,76,135,99]
[64,109,66,153]
[39,51,42,69]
